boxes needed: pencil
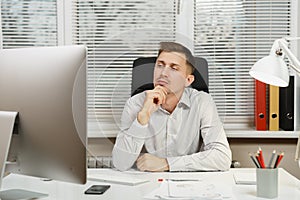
[274,152,284,168]
[258,147,266,168]
[255,152,262,168]
[249,152,260,168]
[268,150,276,168]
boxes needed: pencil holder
[256,168,278,198]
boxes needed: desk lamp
[249,37,300,167]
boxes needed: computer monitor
[0,45,87,192]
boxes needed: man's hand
[137,86,167,125]
[136,153,169,172]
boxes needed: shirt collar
[178,88,191,108]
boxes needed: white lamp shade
[249,55,289,87]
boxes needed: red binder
[255,80,267,130]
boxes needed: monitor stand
[0,111,48,200]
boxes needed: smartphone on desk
[84,185,110,195]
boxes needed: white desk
[1,168,300,200]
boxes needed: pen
[249,152,260,168]
[274,152,284,168]
[166,179,201,182]
[268,150,276,168]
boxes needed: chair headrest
[131,56,209,96]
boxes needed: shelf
[88,129,300,139]
[226,130,299,139]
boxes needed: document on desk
[144,180,232,200]
[233,172,256,185]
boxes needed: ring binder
[255,80,267,130]
[269,85,279,131]
[279,76,294,131]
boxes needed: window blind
[72,0,177,137]
[0,0,57,49]
[194,0,291,129]
[1,0,293,135]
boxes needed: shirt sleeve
[167,94,232,171]
[112,94,150,171]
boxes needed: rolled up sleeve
[112,94,151,171]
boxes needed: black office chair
[131,57,209,96]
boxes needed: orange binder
[255,80,267,130]
[269,85,279,130]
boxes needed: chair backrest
[131,56,209,96]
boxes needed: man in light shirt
[112,42,231,172]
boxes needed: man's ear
[185,74,194,87]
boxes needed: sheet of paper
[233,172,256,185]
[144,180,232,200]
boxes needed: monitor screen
[0,45,87,187]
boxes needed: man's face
[153,51,194,96]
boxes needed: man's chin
[154,84,170,93]
[154,83,165,87]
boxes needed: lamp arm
[278,39,300,76]
[289,64,300,76]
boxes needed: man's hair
[158,42,195,74]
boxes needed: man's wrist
[163,158,170,171]
[137,110,150,125]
